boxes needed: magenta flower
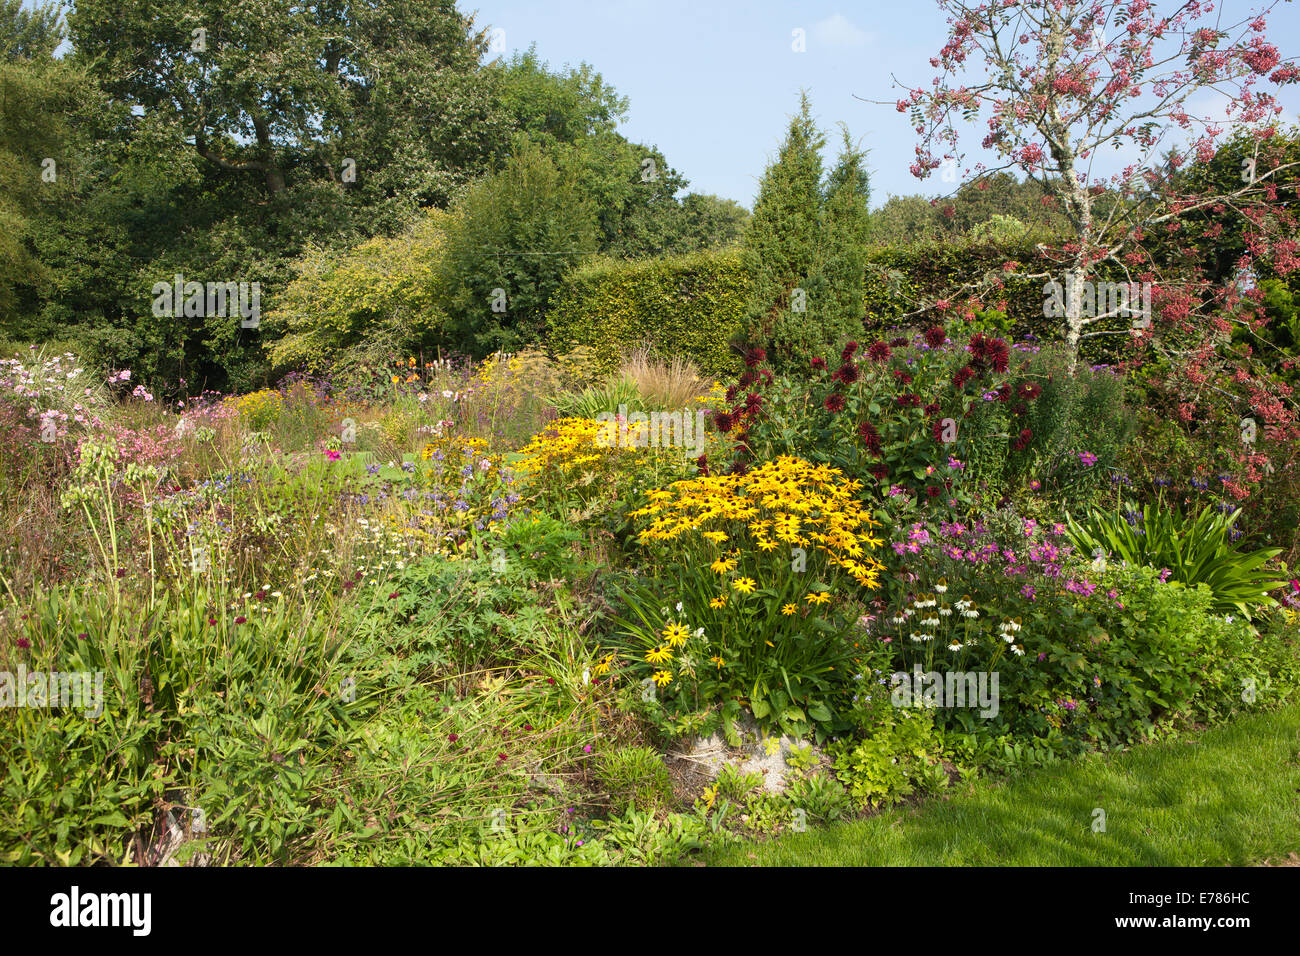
[325,448,341,461]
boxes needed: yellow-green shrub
[546,249,749,378]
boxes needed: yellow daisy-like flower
[652,670,673,687]
[710,557,737,574]
[662,621,690,647]
[701,530,729,544]
[781,603,798,616]
[805,591,830,606]
[709,655,725,670]
[756,538,778,553]
[709,596,727,609]
[592,652,615,677]
[733,577,757,594]
[645,646,673,665]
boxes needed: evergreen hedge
[546,248,749,377]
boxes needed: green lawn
[704,704,1300,866]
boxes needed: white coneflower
[955,598,972,612]
[948,641,963,651]
[939,606,953,617]
[891,616,907,625]
[922,616,940,628]
[935,582,948,594]
[910,632,924,643]
[963,608,979,619]
[920,633,936,642]
[1011,644,1025,656]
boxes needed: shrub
[442,138,599,356]
[829,708,949,809]
[1065,499,1287,618]
[546,248,749,378]
[266,212,455,376]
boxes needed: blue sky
[466,0,1300,209]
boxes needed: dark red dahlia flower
[832,362,860,385]
[857,420,882,453]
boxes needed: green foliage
[547,248,749,378]
[268,211,455,374]
[829,709,949,809]
[0,0,63,60]
[741,95,872,368]
[598,746,674,814]
[869,172,1070,245]
[441,138,599,356]
[862,237,1131,364]
[551,374,648,419]
[1065,501,1287,618]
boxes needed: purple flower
[1078,451,1098,466]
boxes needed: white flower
[1011,644,1025,656]
[948,641,963,651]
[935,583,948,594]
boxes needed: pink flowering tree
[897,0,1300,362]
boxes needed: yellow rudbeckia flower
[733,577,757,594]
[645,646,673,665]
[662,622,690,647]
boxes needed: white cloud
[810,14,873,49]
